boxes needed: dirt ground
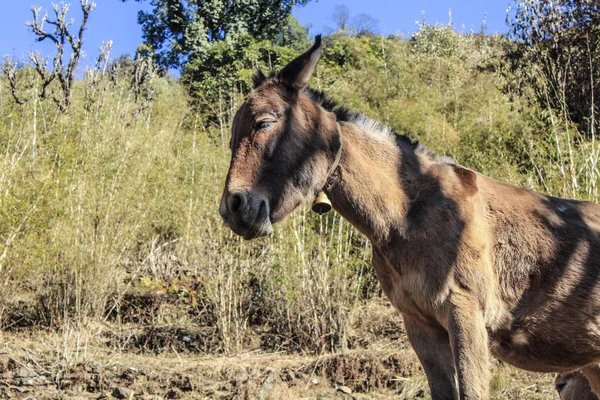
[0,294,557,399]
[0,318,559,400]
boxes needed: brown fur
[219,37,600,399]
[556,371,598,400]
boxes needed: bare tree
[2,60,27,105]
[25,0,96,111]
[84,41,112,111]
[332,5,351,34]
[331,6,378,37]
[353,13,379,36]
[28,52,54,100]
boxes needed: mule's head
[219,36,341,240]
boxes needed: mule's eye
[253,120,274,131]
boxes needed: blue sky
[296,0,510,37]
[0,1,152,65]
[0,0,511,70]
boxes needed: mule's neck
[324,121,431,245]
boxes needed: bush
[1,24,598,355]
[508,0,600,136]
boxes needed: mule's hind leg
[404,316,458,399]
[582,364,600,398]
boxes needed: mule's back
[475,174,600,371]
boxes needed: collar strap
[324,121,343,188]
[312,122,343,214]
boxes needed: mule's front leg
[582,363,600,397]
[404,316,459,399]
[448,291,490,399]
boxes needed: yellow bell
[312,191,332,214]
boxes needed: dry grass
[1,28,596,399]
[0,307,557,399]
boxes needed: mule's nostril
[228,192,246,213]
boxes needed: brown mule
[219,36,600,399]
[556,372,598,400]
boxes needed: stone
[335,384,353,395]
[111,386,133,399]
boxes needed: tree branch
[29,52,56,99]
[24,1,96,112]
[2,60,27,105]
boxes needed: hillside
[0,26,589,398]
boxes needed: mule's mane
[252,70,450,164]
[304,88,451,164]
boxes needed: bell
[312,191,332,214]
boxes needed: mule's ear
[278,35,323,90]
[252,69,267,89]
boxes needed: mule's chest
[371,247,451,323]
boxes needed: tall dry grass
[0,25,598,369]
[0,55,376,361]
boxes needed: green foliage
[183,35,298,100]
[181,19,309,130]
[276,15,313,52]
[508,0,600,136]
[127,0,311,68]
[2,18,600,356]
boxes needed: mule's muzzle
[220,191,273,240]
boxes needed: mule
[556,372,598,400]
[219,36,600,399]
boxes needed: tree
[353,13,379,37]
[508,0,600,135]
[277,15,312,52]
[3,1,96,111]
[331,5,378,38]
[332,5,351,34]
[26,1,96,111]
[122,0,312,69]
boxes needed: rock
[310,378,320,386]
[335,384,354,397]
[111,386,133,399]
[336,385,352,394]
[17,367,34,379]
[258,373,275,400]
[22,376,48,387]
[262,373,275,390]
[165,388,181,399]
[0,355,10,374]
